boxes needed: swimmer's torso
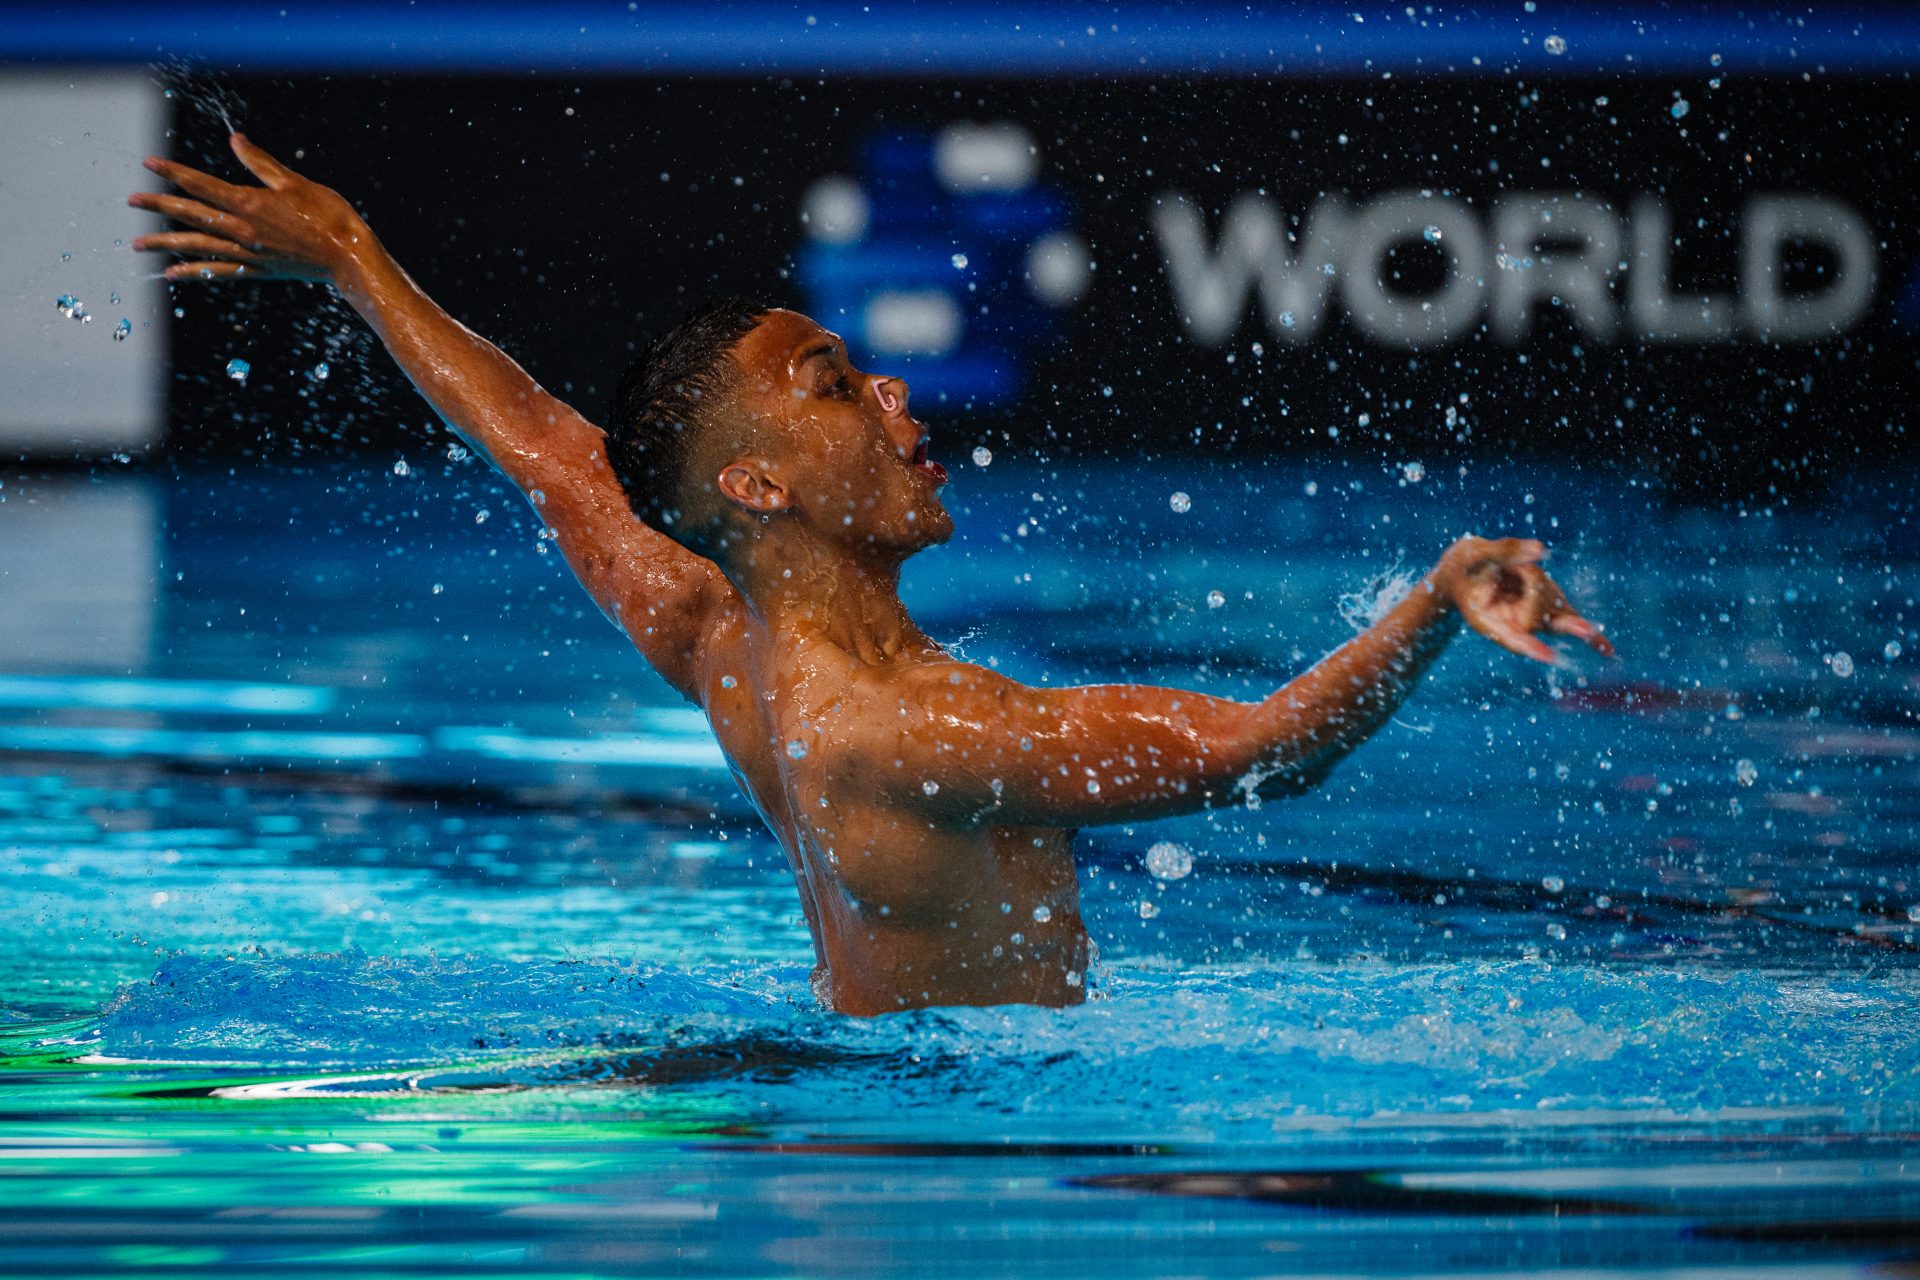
[696,609,1089,1016]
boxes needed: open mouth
[909,439,948,485]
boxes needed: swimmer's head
[608,304,952,567]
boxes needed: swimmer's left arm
[857,536,1609,828]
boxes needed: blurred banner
[0,70,166,453]
[0,5,1912,486]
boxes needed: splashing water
[1337,560,1418,631]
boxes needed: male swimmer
[130,134,1613,1016]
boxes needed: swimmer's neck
[718,529,930,665]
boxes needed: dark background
[157,71,1916,498]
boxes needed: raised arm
[848,536,1611,828]
[130,133,729,697]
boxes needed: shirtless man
[131,134,1613,1016]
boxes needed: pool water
[2,454,1916,1277]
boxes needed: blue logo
[796,122,1090,408]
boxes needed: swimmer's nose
[873,376,910,420]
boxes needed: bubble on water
[972,445,993,467]
[1670,99,1691,120]
[1827,651,1854,678]
[55,294,88,322]
[311,361,331,382]
[785,739,807,760]
[1031,904,1052,924]
[1169,491,1191,513]
[1400,460,1426,483]
[1885,641,1903,661]
[1735,758,1758,787]
[225,357,249,384]
[950,253,969,270]
[1206,590,1225,609]
[720,674,736,689]
[112,318,131,341]
[1541,875,1566,894]
[1144,840,1193,881]
[922,779,940,796]
[1422,225,1442,243]
[1543,33,1567,55]
[1138,899,1160,919]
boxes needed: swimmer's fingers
[1549,610,1615,657]
[159,260,266,281]
[131,232,262,263]
[1538,573,1616,658]
[231,132,297,189]
[1460,603,1564,666]
[141,156,248,209]
[127,191,259,244]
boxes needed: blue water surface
[1,455,1916,1277]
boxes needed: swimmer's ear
[716,459,791,517]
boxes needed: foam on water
[79,951,1920,1136]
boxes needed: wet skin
[130,135,1613,1016]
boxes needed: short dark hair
[606,297,770,534]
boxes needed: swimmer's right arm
[129,133,727,697]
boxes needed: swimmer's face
[723,309,953,557]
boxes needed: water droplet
[922,779,940,796]
[1735,758,1758,787]
[173,307,186,319]
[720,674,737,688]
[1031,904,1052,924]
[972,445,993,467]
[311,361,331,382]
[1543,33,1567,55]
[59,251,71,262]
[1145,840,1193,881]
[786,739,808,760]
[1828,651,1854,678]
[1169,491,1191,513]
[1400,460,1426,483]
[54,294,87,321]
[431,583,444,595]
[1541,875,1565,894]
[950,253,969,269]
[1545,922,1567,940]
[1908,905,1920,924]
[112,318,131,341]
[1278,310,1297,328]
[1710,52,1723,66]
[392,459,411,477]
[1206,590,1225,609]
[1138,899,1160,919]
[1670,98,1691,120]
[109,291,121,305]
[446,442,469,462]
[1886,641,1904,661]
[225,357,249,384]
[473,508,490,524]
[1422,224,1442,243]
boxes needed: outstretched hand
[1436,535,1614,666]
[130,133,369,283]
